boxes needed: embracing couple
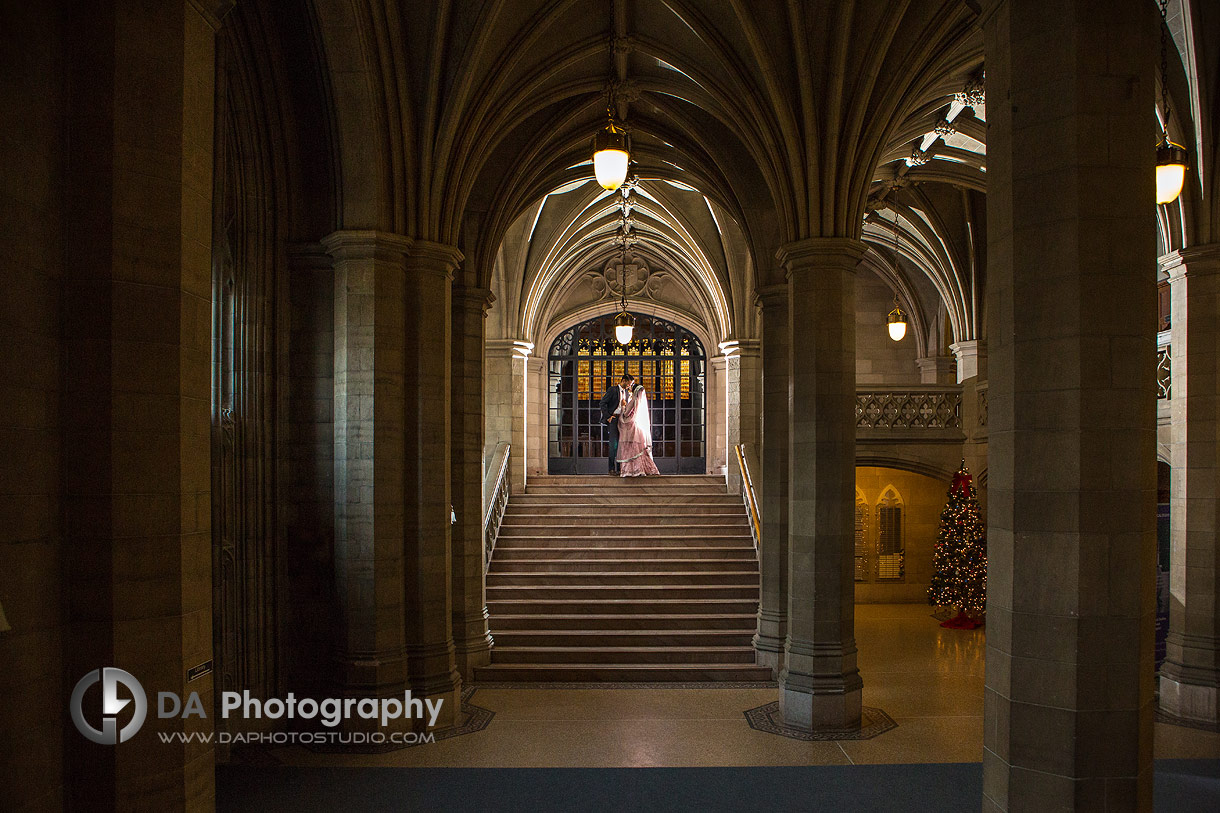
[599,373,661,477]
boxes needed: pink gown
[616,388,661,477]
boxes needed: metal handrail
[483,442,511,571]
[735,443,762,550]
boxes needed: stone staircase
[474,475,772,682]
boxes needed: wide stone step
[498,524,750,538]
[510,494,742,506]
[491,629,756,648]
[486,571,760,586]
[490,546,757,561]
[486,584,759,601]
[490,558,758,572]
[524,485,729,497]
[501,513,748,526]
[489,646,758,665]
[505,503,744,516]
[494,535,753,548]
[490,613,758,631]
[486,598,759,615]
[473,663,774,682]
[529,475,725,486]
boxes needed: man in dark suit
[599,373,634,474]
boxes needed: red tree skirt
[939,611,984,630]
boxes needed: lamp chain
[1160,0,1171,130]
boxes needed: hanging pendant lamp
[614,214,635,344]
[594,113,630,192]
[1156,0,1187,204]
[886,207,907,342]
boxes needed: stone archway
[545,311,708,474]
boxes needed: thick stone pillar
[982,1,1156,809]
[1160,244,1220,726]
[402,241,463,726]
[777,241,866,729]
[324,231,412,701]
[324,234,462,727]
[60,1,223,807]
[451,285,495,679]
[755,285,789,673]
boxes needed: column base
[778,680,862,731]
[404,641,463,729]
[753,636,784,674]
[1159,672,1219,727]
[454,630,494,681]
[753,612,786,676]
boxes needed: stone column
[916,355,957,385]
[725,342,762,488]
[402,241,463,726]
[324,231,412,702]
[60,1,224,806]
[982,1,1156,809]
[710,354,729,479]
[737,341,763,461]
[1160,244,1220,727]
[451,284,495,679]
[778,241,866,729]
[484,339,516,466]
[755,285,789,673]
[526,355,547,476]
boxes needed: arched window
[854,490,869,582]
[876,487,906,581]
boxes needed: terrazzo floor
[263,604,1220,768]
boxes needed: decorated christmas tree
[928,462,987,629]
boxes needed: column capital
[1161,244,1220,282]
[321,229,412,262]
[755,284,789,309]
[776,237,868,279]
[949,339,986,384]
[453,284,495,315]
[408,239,464,278]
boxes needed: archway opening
[546,311,707,474]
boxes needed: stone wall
[0,1,65,807]
[856,272,922,385]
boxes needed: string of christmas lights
[927,462,987,627]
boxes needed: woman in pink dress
[617,383,661,477]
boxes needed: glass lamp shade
[887,307,907,342]
[593,122,630,191]
[1156,137,1188,204]
[614,311,635,345]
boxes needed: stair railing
[735,443,762,551]
[483,442,511,571]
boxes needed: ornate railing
[856,388,962,429]
[1157,332,1171,400]
[735,444,762,551]
[483,442,511,571]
